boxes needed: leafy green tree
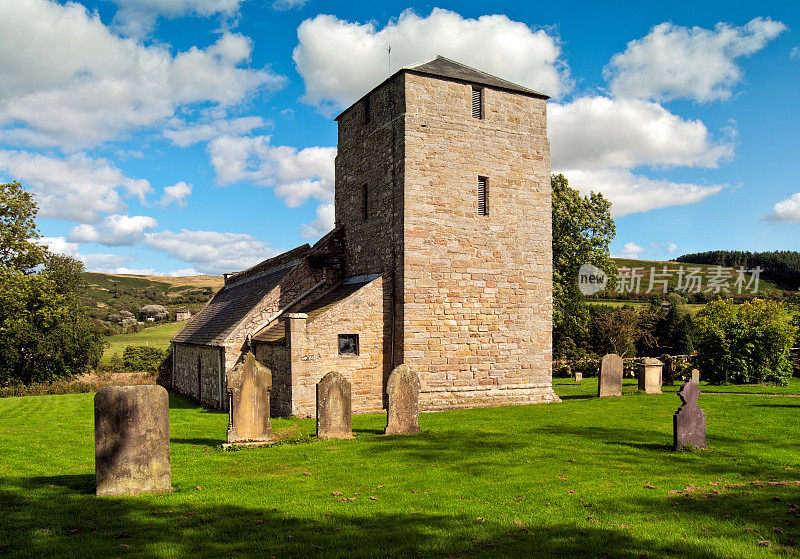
[0,182,104,385]
[588,304,658,357]
[552,174,617,359]
[693,298,797,385]
[0,181,45,273]
[644,292,695,355]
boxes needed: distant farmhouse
[169,56,557,417]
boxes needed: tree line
[677,250,800,290]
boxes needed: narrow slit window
[472,87,483,119]
[339,334,359,356]
[364,94,371,124]
[362,184,369,220]
[477,176,488,216]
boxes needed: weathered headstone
[574,372,583,383]
[95,385,171,496]
[316,371,353,439]
[660,354,674,386]
[225,352,274,445]
[384,364,421,435]
[691,369,700,384]
[637,358,663,394]
[673,381,707,451]
[598,354,623,397]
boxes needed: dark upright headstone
[226,352,274,445]
[660,354,674,386]
[95,385,171,496]
[598,354,623,397]
[673,381,707,451]
[316,371,353,439]
[384,364,421,435]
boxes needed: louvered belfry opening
[477,176,488,216]
[472,87,483,119]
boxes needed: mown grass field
[102,322,184,362]
[1,384,799,557]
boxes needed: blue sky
[0,0,798,274]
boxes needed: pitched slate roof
[171,264,295,346]
[407,56,547,98]
[252,277,376,344]
[335,55,547,121]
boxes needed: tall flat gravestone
[691,369,700,384]
[673,381,707,451]
[316,371,353,439]
[637,358,663,394]
[660,354,675,386]
[95,385,171,496]
[385,364,421,435]
[598,354,623,397]
[226,352,274,445]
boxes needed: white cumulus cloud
[0,150,151,222]
[293,8,570,112]
[69,214,159,246]
[605,17,786,103]
[617,242,646,259]
[0,0,285,148]
[300,202,334,239]
[158,181,193,208]
[37,237,80,257]
[763,193,800,223]
[163,116,267,147]
[273,0,308,11]
[143,229,279,274]
[110,0,246,37]
[561,168,725,217]
[208,135,336,207]
[549,96,733,170]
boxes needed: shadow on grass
[28,474,95,495]
[1,474,796,558]
[558,395,595,401]
[171,437,226,446]
[168,392,226,414]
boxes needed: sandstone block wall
[284,276,388,418]
[401,74,556,410]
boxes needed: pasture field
[1,384,799,557]
[101,322,185,362]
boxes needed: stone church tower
[171,56,558,415]
[334,56,556,409]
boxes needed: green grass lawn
[102,323,184,362]
[2,388,800,558]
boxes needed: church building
[169,56,558,417]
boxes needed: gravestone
[637,358,663,394]
[673,381,707,451]
[95,385,171,496]
[598,354,623,397]
[385,364,421,435]
[691,369,700,384]
[574,372,583,383]
[660,354,675,386]
[226,352,274,445]
[316,371,353,439]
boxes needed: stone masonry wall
[285,276,388,418]
[401,73,558,410]
[335,77,405,370]
[253,343,290,417]
[172,343,225,408]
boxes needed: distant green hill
[589,258,787,301]
[80,272,223,325]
